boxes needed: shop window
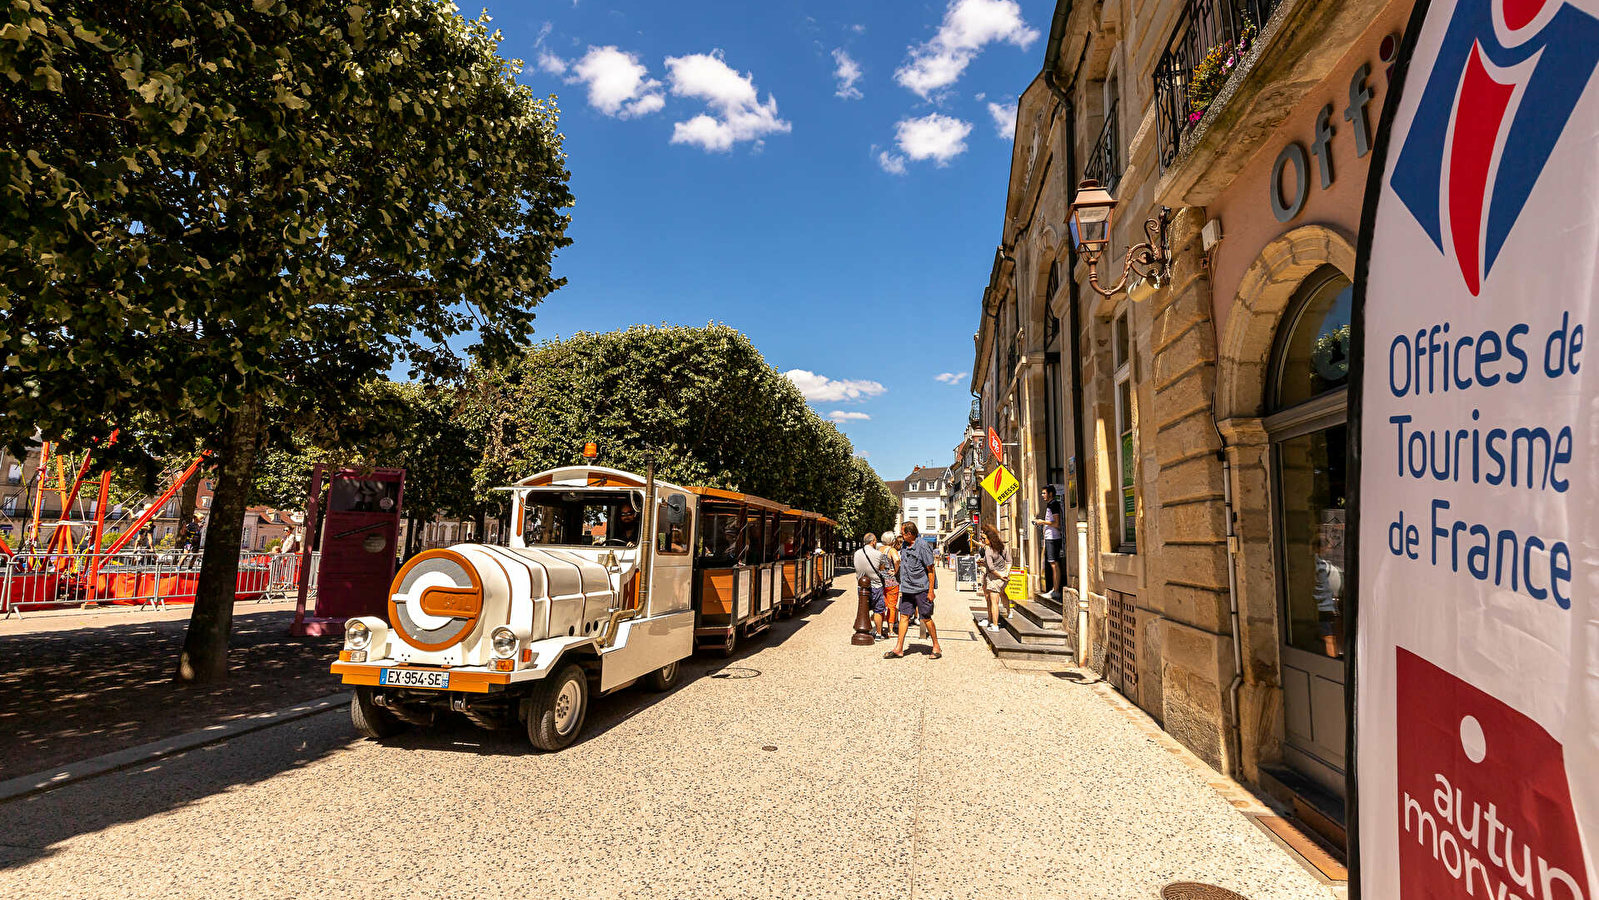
[1113,307,1137,551]
[1268,267,1353,660]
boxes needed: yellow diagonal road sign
[982,465,1020,504]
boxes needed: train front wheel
[351,687,408,740]
[526,664,589,751]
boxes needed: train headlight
[346,620,372,651]
[490,627,518,659]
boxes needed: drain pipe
[1219,443,1245,779]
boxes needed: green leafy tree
[835,456,896,539]
[0,0,573,681]
[473,325,886,523]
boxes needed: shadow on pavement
[0,609,345,776]
[0,706,358,871]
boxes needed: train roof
[512,465,690,494]
[685,485,789,512]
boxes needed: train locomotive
[331,464,836,750]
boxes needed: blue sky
[487,0,1050,481]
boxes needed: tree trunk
[175,392,264,684]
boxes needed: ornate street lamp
[1069,179,1172,297]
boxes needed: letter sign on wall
[1351,1,1599,897]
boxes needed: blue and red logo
[1390,0,1599,295]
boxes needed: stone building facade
[971,0,1408,848]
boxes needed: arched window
[1265,265,1352,794]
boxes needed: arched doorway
[1265,265,1351,795]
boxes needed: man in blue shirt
[885,521,942,659]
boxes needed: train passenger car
[331,464,696,750]
[687,487,785,655]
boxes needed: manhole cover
[709,667,760,679]
[1161,884,1250,900]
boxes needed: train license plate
[379,668,449,690]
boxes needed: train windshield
[522,490,644,548]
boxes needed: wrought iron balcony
[1083,100,1121,194]
[1153,0,1281,170]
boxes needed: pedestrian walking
[853,534,890,640]
[877,534,901,639]
[885,522,942,659]
[1032,484,1063,601]
[179,513,202,554]
[977,524,1011,632]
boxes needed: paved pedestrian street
[0,572,1334,900]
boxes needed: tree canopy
[466,324,894,533]
[0,0,574,680]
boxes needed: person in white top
[852,534,891,640]
[1030,484,1064,601]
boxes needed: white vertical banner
[1355,0,1599,897]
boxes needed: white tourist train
[331,462,837,749]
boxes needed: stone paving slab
[0,568,1332,899]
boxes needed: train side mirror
[665,494,688,525]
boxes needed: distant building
[891,466,949,544]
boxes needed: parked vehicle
[331,464,836,750]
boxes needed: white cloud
[827,410,872,422]
[877,151,908,175]
[895,0,1040,99]
[934,372,969,384]
[831,48,863,100]
[784,369,887,402]
[895,113,973,165]
[665,51,791,152]
[541,46,665,119]
[537,51,568,76]
[850,23,866,34]
[987,100,1016,138]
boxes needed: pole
[86,471,112,602]
[291,464,324,631]
[26,442,50,545]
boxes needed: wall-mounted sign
[982,465,1020,504]
[1268,32,1400,222]
[987,427,1003,464]
[1353,0,1599,896]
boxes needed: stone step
[1002,612,1071,646]
[1011,598,1063,628]
[1030,591,1066,615]
[972,613,1077,662]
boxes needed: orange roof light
[582,442,598,459]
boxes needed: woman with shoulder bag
[977,524,1011,632]
[877,536,901,638]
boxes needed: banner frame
[1344,2,1433,896]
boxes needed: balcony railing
[1083,99,1121,193]
[1153,0,1281,169]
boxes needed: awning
[940,521,971,549]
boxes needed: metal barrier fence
[0,550,321,618]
